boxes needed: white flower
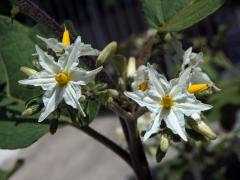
[37,35,100,57]
[124,65,212,141]
[19,37,103,122]
[182,47,220,91]
[131,65,149,94]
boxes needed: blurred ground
[0,115,177,180]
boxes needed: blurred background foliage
[0,0,240,179]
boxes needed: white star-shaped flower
[182,47,220,92]
[19,37,103,122]
[124,64,212,141]
[36,35,100,57]
[131,65,149,94]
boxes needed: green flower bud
[126,57,136,78]
[189,120,217,140]
[108,89,119,97]
[97,41,117,66]
[20,66,38,76]
[22,104,42,116]
[159,133,170,153]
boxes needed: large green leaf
[0,15,54,101]
[0,15,53,149]
[140,0,225,31]
[0,120,48,149]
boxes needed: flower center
[55,72,70,85]
[160,95,174,109]
[138,82,148,92]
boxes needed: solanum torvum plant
[0,0,226,179]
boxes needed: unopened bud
[126,57,136,78]
[156,133,170,162]
[20,66,38,76]
[189,120,217,140]
[80,95,86,102]
[22,104,42,116]
[159,133,170,153]
[108,89,119,97]
[106,96,113,103]
[97,41,117,66]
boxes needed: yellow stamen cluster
[138,82,148,92]
[161,96,174,109]
[188,84,208,94]
[62,26,71,46]
[55,72,70,85]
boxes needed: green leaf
[78,100,101,126]
[0,15,54,149]
[0,120,48,149]
[140,0,225,31]
[0,15,54,101]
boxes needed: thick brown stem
[120,118,152,180]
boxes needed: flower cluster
[124,47,219,142]
[19,29,102,122]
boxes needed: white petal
[147,64,166,95]
[164,110,187,141]
[124,91,159,113]
[35,46,61,74]
[70,66,103,84]
[143,112,162,141]
[63,83,86,117]
[181,47,193,70]
[57,51,69,69]
[170,67,191,96]
[36,35,65,53]
[18,71,56,90]
[191,113,201,121]
[175,97,212,117]
[79,44,100,56]
[64,36,82,72]
[38,85,64,122]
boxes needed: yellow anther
[188,84,208,94]
[55,72,70,85]
[138,82,148,92]
[160,96,174,109]
[62,26,71,46]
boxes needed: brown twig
[16,0,64,38]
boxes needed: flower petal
[38,85,64,122]
[18,71,56,90]
[70,66,103,84]
[79,44,100,56]
[64,36,82,72]
[36,35,65,53]
[143,111,162,141]
[35,45,61,74]
[170,67,191,96]
[175,96,212,117]
[164,110,187,141]
[63,83,86,117]
[147,64,166,95]
[124,91,160,113]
